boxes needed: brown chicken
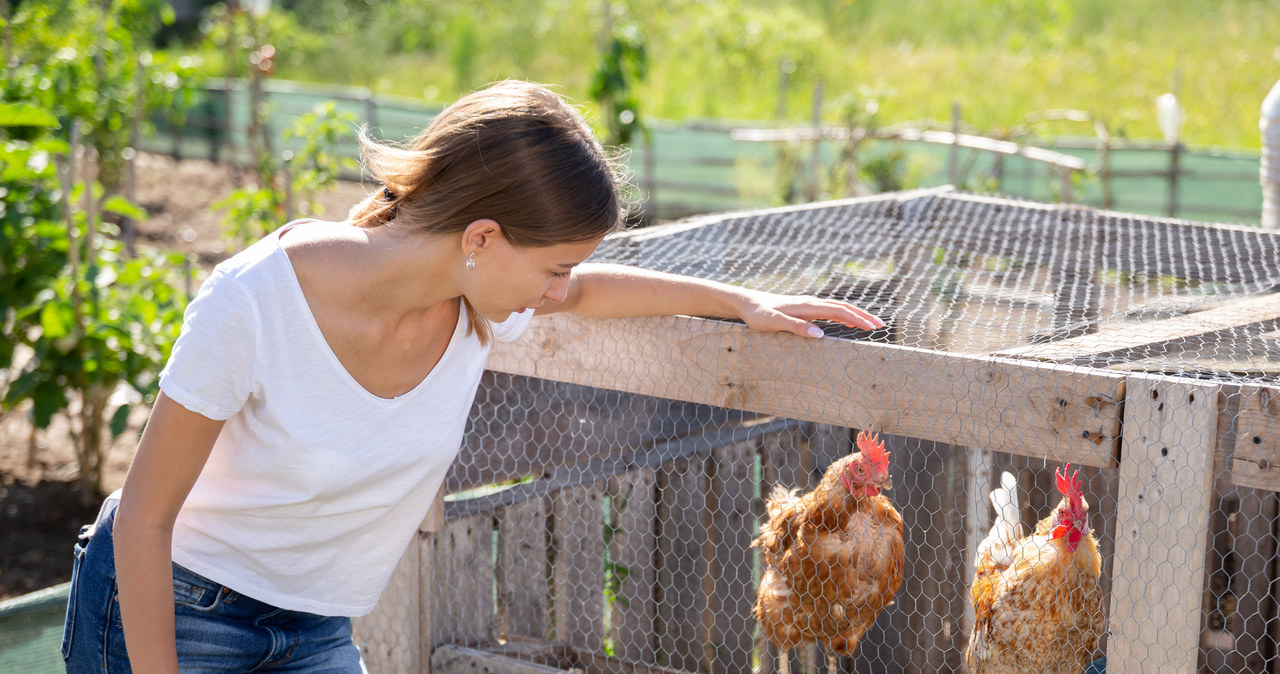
[966,465,1104,674]
[753,431,904,659]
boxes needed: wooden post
[552,484,605,651]
[1168,141,1182,217]
[498,497,549,641]
[423,513,494,653]
[656,453,712,672]
[709,439,758,674]
[1108,375,1219,673]
[948,103,961,186]
[608,468,657,663]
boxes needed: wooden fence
[138,79,1267,226]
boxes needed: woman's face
[466,233,602,322]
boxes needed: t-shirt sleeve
[158,269,257,420]
[491,307,536,343]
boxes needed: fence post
[948,103,960,186]
[1168,141,1182,217]
[1108,374,1219,673]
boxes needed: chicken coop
[352,187,1280,674]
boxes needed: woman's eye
[553,271,571,279]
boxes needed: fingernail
[807,326,825,338]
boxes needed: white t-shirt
[158,221,533,616]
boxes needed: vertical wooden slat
[609,468,658,664]
[711,439,758,674]
[423,513,494,651]
[1229,487,1278,673]
[498,497,549,641]
[882,435,967,674]
[657,453,712,672]
[1109,375,1218,673]
[552,484,605,651]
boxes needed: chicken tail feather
[975,471,1022,568]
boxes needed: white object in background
[1261,79,1280,229]
[1156,93,1184,145]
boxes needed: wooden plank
[452,371,748,493]
[423,513,494,651]
[883,435,968,673]
[1000,293,1280,363]
[1228,487,1278,673]
[552,484,605,652]
[656,454,712,673]
[609,468,658,665]
[1231,385,1280,492]
[446,418,800,520]
[488,314,1125,468]
[1108,375,1219,674]
[710,439,758,674]
[498,497,549,641]
[352,535,421,673]
[430,644,565,674]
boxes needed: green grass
[181,0,1280,149]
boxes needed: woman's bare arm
[112,392,224,673]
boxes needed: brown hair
[348,80,628,344]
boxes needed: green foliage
[215,102,358,248]
[166,0,1280,150]
[1,0,199,501]
[4,0,202,191]
[0,107,191,501]
[590,21,649,147]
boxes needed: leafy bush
[2,0,200,502]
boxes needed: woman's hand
[733,289,885,338]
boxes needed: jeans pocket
[60,541,87,660]
[172,563,226,612]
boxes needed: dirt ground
[0,153,371,600]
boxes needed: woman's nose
[543,277,570,303]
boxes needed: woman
[62,80,883,673]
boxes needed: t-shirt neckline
[273,220,467,403]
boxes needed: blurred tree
[589,5,648,147]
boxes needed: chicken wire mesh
[354,188,1280,674]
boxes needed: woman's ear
[462,219,503,254]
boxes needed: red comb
[1056,464,1083,505]
[857,431,888,472]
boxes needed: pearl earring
[466,252,476,271]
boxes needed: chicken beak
[879,475,893,491]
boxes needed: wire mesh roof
[594,188,1280,384]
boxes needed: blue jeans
[62,506,366,673]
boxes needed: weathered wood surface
[424,513,494,651]
[1231,385,1280,492]
[656,453,712,673]
[432,642,700,674]
[498,497,548,641]
[452,371,749,492]
[1109,375,1219,674]
[488,314,1125,468]
[609,468,658,664]
[553,484,606,651]
[709,439,758,674]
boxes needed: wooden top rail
[488,313,1125,468]
[730,126,1087,171]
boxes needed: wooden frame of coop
[351,193,1280,674]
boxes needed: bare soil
[0,153,371,600]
